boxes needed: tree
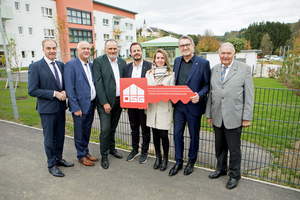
[247,39,251,50]
[196,29,219,53]
[261,33,273,56]
[52,13,69,62]
[226,37,247,53]
[244,21,292,53]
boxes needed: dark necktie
[51,62,61,90]
[221,65,228,82]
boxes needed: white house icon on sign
[123,84,145,103]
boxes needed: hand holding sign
[120,78,194,109]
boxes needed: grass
[0,67,29,79]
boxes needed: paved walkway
[0,120,299,200]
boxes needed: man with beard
[93,39,127,169]
[123,43,151,163]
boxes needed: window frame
[103,18,109,26]
[18,25,23,35]
[14,1,20,11]
[43,28,55,39]
[69,28,93,43]
[25,3,30,13]
[41,7,53,18]
[67,8,91,26]
[28,26,33,36]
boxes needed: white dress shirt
[79,59,96,101]
[222,60,234,80]
[131,60,143,78]
[44,56,62,96]
[108,57,120,97]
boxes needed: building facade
[0,0,137,67]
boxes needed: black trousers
[152,128,169,157]
[128,108,150,153]
[213,122,242,180]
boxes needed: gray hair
[105,39,118,47]
[178,35,194,46]
[219,42,236,53]
[77,41,90,50]
[42,39,58,48]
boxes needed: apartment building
[0,0,137,67]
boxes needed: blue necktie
[221,65,227,82]
[51,62,61,90]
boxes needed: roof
[150,27,159,32]
[141,36,179,47]
[93,1,138,15]
[147,29,152,33]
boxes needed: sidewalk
[0,120,299,200]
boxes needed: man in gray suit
[205,42,254,189]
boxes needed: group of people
[28,35,253,190]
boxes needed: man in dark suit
[93,39,126,169]
[123,42,151,164]
[28,39,74,177]
[64,41,98,167]
[205,42,254,189]
[169,36,211,176]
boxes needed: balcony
[0,33,17,45]
[113,25,126,33]
[1,5,13,20]
[117,40,127,47]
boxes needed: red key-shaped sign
[120,78,194,109]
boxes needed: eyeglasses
[179,43,192,48]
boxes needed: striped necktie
[51,62,61,90]
[221,65,227,82]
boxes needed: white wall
[2,0,57,67]
[93,10,136,58]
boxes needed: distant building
[141,19,160,38]
[0,0,137,67]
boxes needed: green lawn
[253,77,288,88]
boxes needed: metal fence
[0,78,299,188]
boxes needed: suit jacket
[64,57,95,114]
[93,54,126,108]
[123,60,152,78]
[173,55,211,116]
[28,58,67,114]
[205,61,254,129]
[146,70,175,130]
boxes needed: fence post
[0,10,19,119]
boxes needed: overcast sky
[97,0,300,36]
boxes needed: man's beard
[108,54,117,60]
[133,54,141,61]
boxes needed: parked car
[269,55,283,61]
[264,55,271,60]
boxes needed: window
[125,36,128,41]
[41,7,53,18]
[70,49,77,60]
[15,1,20,11]
[69,29,93,43]
[25,3,30,12]
[103,34,109,40]
[18,26,23,35]
[43,29,55,39]
[114,21,119,25]
[21,51,26,58]
[94,33,97,40]
[131,36,133,42]
[103,18,109,26]
[28,27,33,36]
[94,17,96,24]
[125,23,128,29]
[115,35,120,40]
[67,8,91,25]
[130,24,133,30]
[31,51,35,58]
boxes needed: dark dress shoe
[101,157,109,169]
[109,149,123,159]
[208,170,227,179]
[184,163,194,175]
[57,159,74,167]
[226,177,239,189]
[48,165,64,177]
[153,155,162,169]
[160,158,168,171]
[169,163,183,176]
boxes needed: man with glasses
[169,36,211,176]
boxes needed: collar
[79,58,89,66]
[133,60,143,68]
[181,53,195,63]
[44,56,55,65]
[222,60,234,69]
